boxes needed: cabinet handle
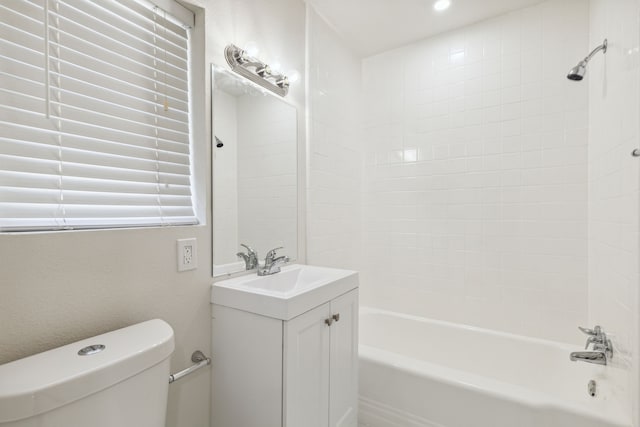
[325,318,333,326]
[332,313,340,322]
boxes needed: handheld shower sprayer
[567,39,607,81]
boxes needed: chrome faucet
[570,351,608,365]
[257,247,289,276]
[570,325,613,366]
[236,244,258,270]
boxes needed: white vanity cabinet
[211,273,358,427]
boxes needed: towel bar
[169,350,211,384]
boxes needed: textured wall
[306,6,363,270]
[360,0,590,343]
[588,0,640,423]
[0,226,212,426]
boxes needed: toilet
[0,319,174,427]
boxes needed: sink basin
[211,264,359,320]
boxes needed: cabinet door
[329,289,359,427]
[284,302,332,427]
[211,305,284,427]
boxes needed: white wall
[306,6,363,270]
[359,0,590,343]
[213,90,239,265]
[588,0,640,423]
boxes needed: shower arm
[582,39,608,64]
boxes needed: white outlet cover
[177,238,197,272]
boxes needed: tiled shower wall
[213,90,239,265]
[212,93,297,265]
[360,0,590,343]
[307,7,363,270]
[588,0,640,422]
[237,95,298,258]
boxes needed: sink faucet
[258,247,289,276]
[570,325,613,366]
[236,244,258,270]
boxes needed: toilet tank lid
[0,319,175,423]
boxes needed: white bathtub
[358,308,631,427]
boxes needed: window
[0,0,197,231]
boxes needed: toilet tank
[0,319,174,427]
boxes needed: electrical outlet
[183,245,193,265]
[177,238,197,272]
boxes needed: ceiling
[306,0,547,57]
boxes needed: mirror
[211,64,298,277]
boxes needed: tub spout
[570,351,607,365]
[572,325,613,365]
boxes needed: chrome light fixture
[224,44,290,96]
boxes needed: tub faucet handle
[584,336,600,349]
[573,325,613,364]
[578,326,602,337]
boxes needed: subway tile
[343,0,603,346]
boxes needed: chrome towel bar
[169,350,211,384]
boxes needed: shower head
[567,60,587,81]
[567,39,607,81]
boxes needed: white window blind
[0,0,197,231]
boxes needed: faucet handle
[238,244,259,270]
[265,246,284,261]
[584,336,599,349]
[578,326,602,337]
[240,243,256,255]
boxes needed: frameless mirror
[211,64,297,277]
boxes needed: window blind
[0,0,197,231]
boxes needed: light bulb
[287,69,301,83]
[270,61,282,74]
[433,0,451,12]
[243,41,259,58]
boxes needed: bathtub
[358,308,631,427]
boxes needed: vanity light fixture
[433,0,451,12]
[224,44,290,97]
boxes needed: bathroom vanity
[211,264,359,427]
